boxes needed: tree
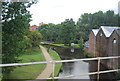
[60,18,76,46]
[38,23,62,43]
[28,30,42,47]
[38,24,49,41]
[79,37,84,50]
[2,2,35,78]
[77,10,119,41]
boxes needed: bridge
[0,56,120,81]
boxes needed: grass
[48,48,62,77]
[53,44,64,47]
[7,47,46,79]
[53,43,80,47]
[74,44,79,47]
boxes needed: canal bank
[36,45,62,79]
[36,46,53,79]
[43,44,118,81]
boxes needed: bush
[83,50,94,58]
[28,30,43,47]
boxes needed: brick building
[89,29,99,56]
[29,25,38,30]
[89,26,120,57]
[29,22,45,31]
[108,29,120,69]
[89,26,120,69]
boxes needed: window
[100,33,102,36]
[113,39,117,44]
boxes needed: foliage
[38,10,119,44]
[78,37,84,49]
[38,23,61,42]
[60,18,76,45]
[28,30,42,47]
[83,50,94,58]
[77,10,119,41]
[23,36,32,49]
[2,2,35,78]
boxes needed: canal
[43,44,117,81]
[54,47,90,80]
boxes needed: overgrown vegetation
[83,50,94,58]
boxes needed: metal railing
[0,56,120,81]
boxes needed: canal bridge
[1,56,120,81]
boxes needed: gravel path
[36,46,54,79]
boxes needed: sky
[28,0,120,26]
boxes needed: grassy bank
[48,49,62,77]
[53,44,79,47]
[7,47,46,79]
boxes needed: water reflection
[52,46,90,79]
[70,48,74,52]
[59,61,89,79]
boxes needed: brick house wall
[89,29,99,56]
[29,25,38,30]
[108,30,119,56]
[89,26,120,69]
[89,31,95,56]
[96,28,108,57]
[108,29,120,69]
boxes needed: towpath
[36,46,54,79]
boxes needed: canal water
[44,44,117,81]
[54,47,90,80]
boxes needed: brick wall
[89,31,95,56]
[108,30,120,69]
[96,29,108,57]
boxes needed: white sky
[28,0,120,26]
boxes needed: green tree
[38,23,62,43]
[38,24,50,41]
[77,10,119,41]
[23,36,32,49]
[60,18,76,46]
[79,37,84,50]
[28,30,42,47]
[2,2,35,78]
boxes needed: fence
[0,56,120,81]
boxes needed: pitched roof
[30,25,38,28]
[101,26,120,37]
[92,29,99,36]
[115,29,120,36]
